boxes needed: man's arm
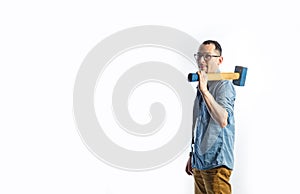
[197,71,228,128]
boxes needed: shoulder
[210,80,236,99]
[210,80,235,92]
[218,80,235,89]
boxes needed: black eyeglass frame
[194,53,220,62]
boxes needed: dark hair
[202,40,222,56]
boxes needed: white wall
[1,0,299,193]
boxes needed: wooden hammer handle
[207,72,240,81]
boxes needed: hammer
[187,66,248,86]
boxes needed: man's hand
[197,70,208,93]
[185,156,193,175]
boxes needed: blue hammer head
[233,66,247,86]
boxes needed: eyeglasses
[194,53,220,62]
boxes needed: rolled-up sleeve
[215,81,236,119]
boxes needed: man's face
[196,43,223,73]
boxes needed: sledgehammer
[187,66,248,86]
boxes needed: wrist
[200,89,209,95]
[198,86,208,93]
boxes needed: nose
[199,55,206,63]
[198,57,206,67]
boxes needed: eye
[204,54,211,61]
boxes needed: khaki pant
[193,166,232,194]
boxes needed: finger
[188,166,193,175]
[197,70,201,77]
[197,71,202,84]
[200,70,207,79]
[186,169,192,176]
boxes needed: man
[185,40,236,194]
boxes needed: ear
[218,56,223,64]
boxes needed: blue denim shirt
[191,80,236,170]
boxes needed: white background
[1,0,300,193]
